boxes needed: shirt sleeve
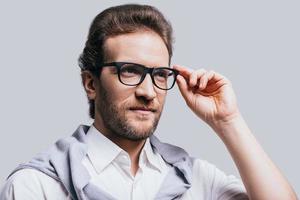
[0,169,70,200]
[192,159,249,200]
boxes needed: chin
[123,110,160,137]
[131,119,154,129]
[129,119,156,132]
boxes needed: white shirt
[0,125,248,200]
[82,125,171,200]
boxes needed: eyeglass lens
[119,63,175,90]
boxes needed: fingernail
[200,82,204,89]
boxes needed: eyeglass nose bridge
[137,67,156,87]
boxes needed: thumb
[176,75,191,102]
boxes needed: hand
[174,65,240,128]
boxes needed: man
[0,3,297,200]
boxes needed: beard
[96,83,163,141]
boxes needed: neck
[92,119,146,174]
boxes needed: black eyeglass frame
[92,61,179,90]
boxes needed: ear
[81,71,97,100]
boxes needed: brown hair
[78,4,174,119]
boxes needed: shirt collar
[141,137,163,173]
[86,124,163,174]
[86,125,123,174]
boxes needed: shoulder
[184,159,248,200]
[0,168,70,200]
[190,158,222,187]
[192,158,242,181]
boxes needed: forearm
[210,114,298,200]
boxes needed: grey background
[0,0,299,196]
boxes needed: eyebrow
[105,61,170,68]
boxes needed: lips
[129,106,157,113]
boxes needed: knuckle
[196,68,206,73]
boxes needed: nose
[135,74,157,101]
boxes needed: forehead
[103,31,170,67]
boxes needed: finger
[190,69,206,88]
[211,71,226,82]
[199,70,215,90]
[202,71,231,93]
[176,74,190,102]
[173,65,193,80]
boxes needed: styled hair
[78,4,174,119]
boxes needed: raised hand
[174,65,240,127]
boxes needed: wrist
[209,112,245,139]
[209,110,241,127]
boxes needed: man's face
[94,30,170,141]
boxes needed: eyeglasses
[93,62,179,90]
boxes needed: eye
[153,68,171,79]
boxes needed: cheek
[109,87,134,109]
[101,75,132,105]
[156,90,167,107]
